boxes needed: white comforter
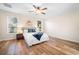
[23,32,49,46]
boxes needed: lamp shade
[17,27,23,34]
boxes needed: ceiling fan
[28,5,47,15]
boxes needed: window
[7,16,18,33]
[37,20,42,31]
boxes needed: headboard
[23,27,36,33]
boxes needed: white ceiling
[0,3,79,18]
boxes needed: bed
[23,29,49,46]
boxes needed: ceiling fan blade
[33,5,36,8]
[37,7,40,10]
[42,8,47,10]
[41,12,46,15]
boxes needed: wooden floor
[0,37,79,55]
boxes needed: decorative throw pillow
[33,32,43,41]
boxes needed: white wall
[0,10,34,41]
[0,10,20,41]
[45,13,79,43]
[0,15,1,35]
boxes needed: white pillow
[24,30,28,33]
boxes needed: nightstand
[16,33,24,40]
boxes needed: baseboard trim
[50,36,79,43]
[0,38,15,41]
[61,38,79,43]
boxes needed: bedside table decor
[16,27,24,40]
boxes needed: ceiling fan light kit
[32,4,47,15]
